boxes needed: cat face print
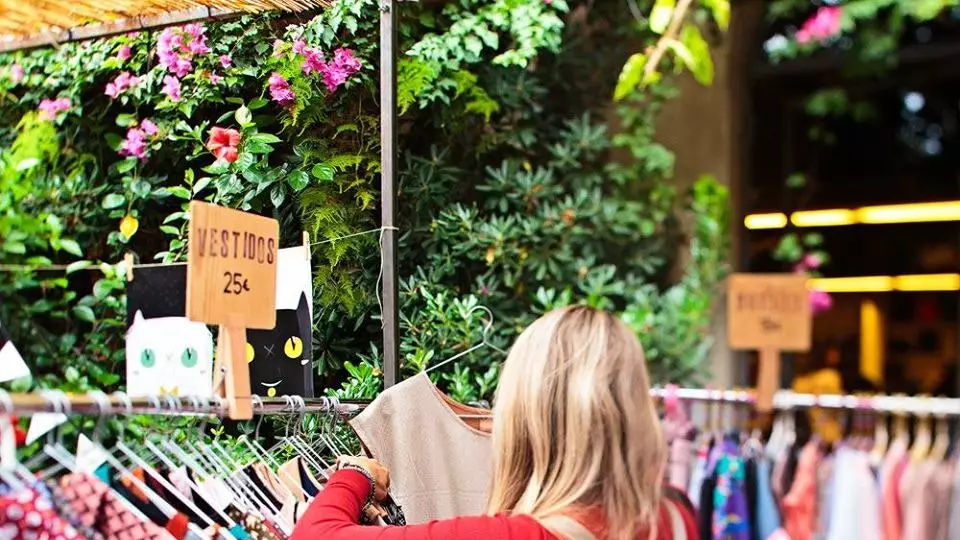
[126,311,213,397]
[246,292,313,398]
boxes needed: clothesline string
[0,226,398,273]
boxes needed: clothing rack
[0,391,366,417]
[650,387,960,417]
[1,387,958,418]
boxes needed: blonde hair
[486,306,665,540]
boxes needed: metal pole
[380,0,400,389]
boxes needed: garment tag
[76,434,109,473]
[0,340,30,383]
[26,413,68,445]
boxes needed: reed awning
[0,0,328,52]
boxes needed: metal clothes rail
[2,388,959,418]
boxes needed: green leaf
[270,184,286,207]
[311,163,335,182]
[249,132,281,144]
[115,114,136,127]
[160,225,180,235]
[288,170,310,191]
[193,177,212,194]
[104,133,124,151]
[249,98,269,110]
[679,24,713,85]
[101,193,126,209]
[614,53,647,101]
[649,0,676,34]
[235,106,253,126]
[65,261,93,274]
[116,158,137,173]
[168,186,191,200]
[72,305,95,323]
[785,173,806,189]
[59,239,83,257]
[235,152,255,171]
[203,160,230,175]
[2,241,25,254]
[701,0,730,30]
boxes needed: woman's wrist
[338,464,377,521]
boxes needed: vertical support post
[380,0,400,389]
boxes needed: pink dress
[880,439,908,540]
[782,441,820,540]
[899,460,936,540]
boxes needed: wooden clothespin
[123,253,134,282]
[303,231,310,261]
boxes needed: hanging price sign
[727,273,812,412]
[187,201,279,420]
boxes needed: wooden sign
[727,273,812,412]
[187,201,279,420]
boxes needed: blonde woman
[291,306,696,540]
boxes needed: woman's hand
[337,455,390,502]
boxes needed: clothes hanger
[910,400,933,462]
[103,394,231,539]
[869,409,890,467]
[424,305,506,375]
[242,396,313,501]
[930,414,949,462]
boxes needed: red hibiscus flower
[206,126,241,163]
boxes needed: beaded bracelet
[340,463,377,522]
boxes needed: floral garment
[711,439,750,540]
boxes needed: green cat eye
[182,347,198,368]
[140,349,156,368]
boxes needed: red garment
[291,469,697,540]
[0,488,82,539]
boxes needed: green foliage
[0,0,730,423]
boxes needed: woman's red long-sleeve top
[290,469,698,540]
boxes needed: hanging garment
[0,486,82,539]
[668,437,693,491]
[687,444,709,509]
[946,460,960,540]
[814,453,834,540]
[55,472,171,539]
[781,441,820,540]
[711,439,750,540]
[880,439,908,540]
[277,457,322,502]
[226,507,283,540]
[349,372,493,523]
[825,448,881,540]
[899,459,936,540]
[45,479,105,540]
[753,458,781,540]
[926,461,954,540]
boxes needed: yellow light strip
[808,273,960,293]
[744,200,960,229]
[790,209,857,227]
[744,213,787,230]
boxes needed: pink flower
[187,34,211,55]
[219,54,232,68]
[116,45,132,61]
[105,71,140,99]
[320,48,362,93]
[293,39,309,55]
[796,6,842,44]
[809,289,833,315]
[173,57,193,78]
[208,72,223,84]
[301,48,326,75]
[801,253,821,270]
[155,24,208,78]
[140,118,158,135]
[206,126,241,163]
[119,127,148,160]
[184,23,205,38]
[37,97,71,120]
[162,75,182,101]
[9,64,24,84]
[268,72,295,106]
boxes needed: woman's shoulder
[652,494,698,540]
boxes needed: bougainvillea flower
[321,48,361,93]
[9,64,23,84]
[301,48,326,75]
[219,55,232,68]
[796,6,842,44]
[119,127,148,160]
[162,75,182,101]
[268,73,295,106]
[206,127,241,163]
[293,39,309,55]
[208,72,223,85]
[800,253,821,270]
[116,45,132,61]
[809,288,833,315]
[140,118,158,136]
[37,97,71,120]
[105,71,140,99]
[156,24,208,78]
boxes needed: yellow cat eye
[284,336,303,359]
[246,343,255,363]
